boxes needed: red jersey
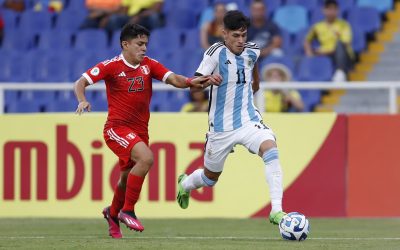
[83,54,171,133]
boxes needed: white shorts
[204,120,276,172]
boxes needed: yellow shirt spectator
[261,63,304,113]
[265,90,302,112]
[122,0,163,16]
[305,19,353,55]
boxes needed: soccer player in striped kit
[177,10,286,225]
[74,23,216,238]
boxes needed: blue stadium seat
[357,0,393,13]
[310,8,325,24]
[6,100,41,113]
[347,7,381,34]
[336,0,355,14]
[168,0,209,16]
[55,9,86,31]
[147,28,181,54]
[169,91,190,111]
[166,8,198,29]
[297,56,333,81]
[1,29,34,50]
[150,90,170,111]
[273,5,309,34]
[111,30,121,50]
[352,28,366,53]
[1,9,19,31]
[19,10,53,35]
[30,50,71,82]
[181,49,203,76]
[74,29,108,50]
[299,90,321,112]
[65,0,85,11]
[285,0,319,12]
[182,29,201,50]
[20,90,56,107]
[264,0,282,15]
[37,30,73,50]
[45,99,77,112]
[0,50,31,82]
[259,55,296,75]
[70,50,106,80]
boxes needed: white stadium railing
[0,82,399,114]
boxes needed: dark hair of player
[324,0,338,8]
[119,23,150,49]
[223,10,250,31]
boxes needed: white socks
[181,169,206,192]
[263,148,283,213]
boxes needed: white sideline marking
[1,236,400,240]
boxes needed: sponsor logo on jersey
[140,65,150,75]
[118,72,126,77]
[225,60,232,65]
[90,67,100,76]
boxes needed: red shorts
[103,126,149,171]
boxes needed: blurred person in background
[104,0,165,33]
[181,90,209,112]
[80,0,122,29]
[3,0,25,11]
[248,0,283,59]
[304,0,353,82]
[262,63,304,112]
[33,0,64,12]
[200,2,226,50]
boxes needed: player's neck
[122,52,141,66]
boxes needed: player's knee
[139,152,154,170]
[262,147,279,164]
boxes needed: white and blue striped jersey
[196,42,262,132]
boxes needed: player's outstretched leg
[177,169,217,209]
[262,147,286,225]
[102,206,123,238]
[119,173,145,232]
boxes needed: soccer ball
[279,212,310,241]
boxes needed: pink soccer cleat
[102,207,123,239]
[118,211,144,232]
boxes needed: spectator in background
[3,0,25,12]
[248,0,283,59]
[181,90,209,112]
[262,63,304,112]
[104,0,165,33]
[33,0,64,12]
[80,0,122,30]
[200,2,226,50]
[304,0,353,82]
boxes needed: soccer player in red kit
[74,23,221,238]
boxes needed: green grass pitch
[1,218,399,249]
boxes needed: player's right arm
[74,60,112,115]
[74,77,91,115]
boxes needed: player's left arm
[252,62,260,94]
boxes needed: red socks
[122,174,145,212]
[110,185,126,218]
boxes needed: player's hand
[76,101,91,115]
[189,76,212,89]
[207,74,223,86]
